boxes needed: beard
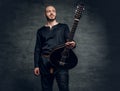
[46,16,56,22]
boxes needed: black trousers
[40,56,69,91]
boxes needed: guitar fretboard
[68,18,81,41]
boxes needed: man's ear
[44,13,47,18]
[44,13,46,17]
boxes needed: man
[34,5,76,91]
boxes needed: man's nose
[50,12,54,15]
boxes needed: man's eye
[52,10,56,12]
[46,10,50,13]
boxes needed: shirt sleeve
[64,24,70,41]
[34,30,42,68]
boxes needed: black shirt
[34,23,70,67]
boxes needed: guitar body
[50,45,78,69]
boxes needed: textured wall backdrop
[0,0,120,91]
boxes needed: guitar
[49,4,84,69]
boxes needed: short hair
[44,5,56,12]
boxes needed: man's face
[45,6,56,21]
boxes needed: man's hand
[65,41,76,49]
[34,67,40,76]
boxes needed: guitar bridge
[59,61,65,66]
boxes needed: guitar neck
[67,4,84,42]
[68,19,80,41]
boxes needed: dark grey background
[0,0,120,91]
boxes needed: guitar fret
[74,18,80,21]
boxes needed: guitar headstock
[74,4,85,21]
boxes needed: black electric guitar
[49,4,84,69]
